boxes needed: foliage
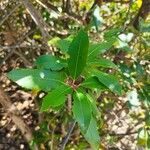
[8,28,123,149]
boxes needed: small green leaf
[81,76,106,90]
[83,117,100,150]
[41,84,72,111]
[88,58,117,69]
[48,36,73,53]
[68,29,89,79]
[57,39,71,53]
[35,55,66,71]
[73,91,92,131]
[93,71,122,95]
[8,69,65,91]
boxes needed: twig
[0,3,22,26]
[14,50,32,66]
[59,121,76,150]
[35,0,60,15]
[36,0,81,24]
[21,0,50,41]
[0,45,41,50]
[36,0,59,14]
[42,0,59,12]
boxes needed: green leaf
[57,39,71,53]
[8,69,65,91]
[48,36,73,53]
[88,38,116,59]
[73,91,92,131]
[81,76,106,90]
[86,94,100,117]
[93,71,122,95]
[83,117,100,150]
[68,29,89,79]
[35,55,66,71]
[88,58,117,69]
[41,84,72,111]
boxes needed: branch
[59,121,76,150]
[20,0,50,41]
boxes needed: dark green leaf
[8,69,65,91]
[68,29,89,79]
[73,91,92,131]
[93,71,122,95]
[81,76,106,90]
[35,55,66,71]
[41,84,72,111]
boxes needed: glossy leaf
[81,76,106,90]
[8,69,65,91]
[41,84,72,111]
[35,55,66,71]
[93,71,122,95]
[68,29,89,79]
[73,91,92,131]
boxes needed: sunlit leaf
[8,69,65,91]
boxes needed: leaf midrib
[73,38,81,79]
